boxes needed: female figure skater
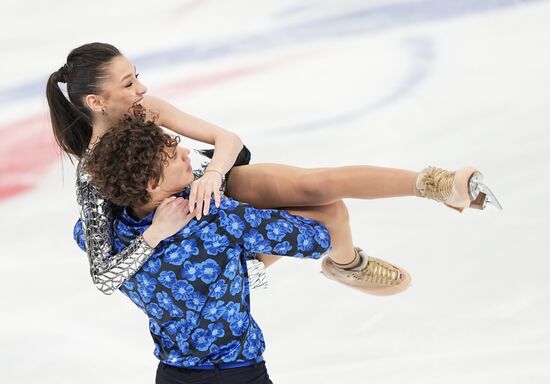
[46,43,501,297]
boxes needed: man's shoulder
[214,197,275,218]
[217,197,244,212]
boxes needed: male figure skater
[74,114,332,383]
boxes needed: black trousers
[155,361,273,384]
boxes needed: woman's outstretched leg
[226,163,417,208]
[226,163,501,212]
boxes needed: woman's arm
[76,161,155,295]
[143,95,244,218]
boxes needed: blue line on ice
[274,37,434,134]
[0,0,544,106]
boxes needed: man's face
[154,145,195,195]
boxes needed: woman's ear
[84,94,105,114]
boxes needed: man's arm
[217,199,331,259]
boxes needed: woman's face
[99,55,148,120]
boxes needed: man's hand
[143,197,194,247]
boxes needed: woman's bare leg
[256,254,282,268]
[226,163,417,208]
[287,201,355,264]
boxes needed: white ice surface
[1,1,549,383]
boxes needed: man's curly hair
[85,110,180,207]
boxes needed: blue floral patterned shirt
[74,194,331,368]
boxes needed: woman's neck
[89,117,113,149]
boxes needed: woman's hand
[143,197,194,247]
[188,170,223,220]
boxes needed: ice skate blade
[469,173,503,210]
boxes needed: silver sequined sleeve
[76,160,155,295]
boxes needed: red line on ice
[0,114,58,200]
[0,53,311,201]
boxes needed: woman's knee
[315,200,349,227]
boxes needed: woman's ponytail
[46,69,92,159]
[46,42,121,159]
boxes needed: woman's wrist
[204,168,224,179]
[142,227,161,248]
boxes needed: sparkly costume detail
[246,259,268,289]
[414,166,503,211]
[76,160,155,295]
[414,166,455,202]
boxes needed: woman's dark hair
[46,42,121,159]
[85,109,179,207]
